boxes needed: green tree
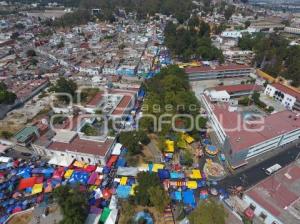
[134,172,161,206]
[53,186,89,224]
[188,200,228,224]
[148,186,170,213]
[50,77,77,103]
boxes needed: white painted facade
[264,84,296,110]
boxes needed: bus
[264,164,282,175]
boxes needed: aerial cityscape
[1,0,300,224]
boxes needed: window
[249,203,256,210]
[259,212,267,220]
[60,153,64,156]
[88,158,91,163]
[81,157,84,161]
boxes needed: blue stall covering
[17,168,31,178]
[203,139,211,145]
[158,169,170,180]
[183,190,196,208]
[138,89,145,98]
[116,185,131,199]
[116,158,126,168]
[69,171,89,185]
[171,191,182,201]
[170,172,185,179]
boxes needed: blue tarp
[17,168,31,178]
[158,169,170,180]
[69,171,89,185]
[170,172,185,179]
[116,157,126,168]
[171,191,182,201]
[116,185,131,199]
[183,190,196,208]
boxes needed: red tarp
[106,155,118,168]
[36,176,44,184]
[52,167,65,179]
[85,165,97,172]
[18,177,37,190]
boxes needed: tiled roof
[271,83,300,101]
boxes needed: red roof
[246,162,300,221]
[48,136,114,157]
[206,96,300,152]
[214,84,263,94]
[185,64,252,74]
[271,83,300,100]
[86,92,104,108]
[112,95,133,115]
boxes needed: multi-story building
[185,64,254,81]
[200,94,300,168]
[242,161,300,224]
[264,83,300,111]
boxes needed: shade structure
[205,145,219,156]
[32,184,43,195]
[18,177,37,190]
[190,170,202,179]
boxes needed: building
[14,126,40,147]
[243,160,300,224]
[205,90,230,102]
[213,84,263,98]
[264,83,300,111]
[31,117,116,166]
[84,88,140,116]
[185,64,254,81]
[284,26,300,35]
[200,94,300,168]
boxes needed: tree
[148,186,170,213]
[53,186,89,224]
[224,5,235,20]
[180,151,193,166]
[26,49,36,57]
[188,200,228,224]
[119,130,150,155]
[244,20,251,28]
[1,131,13,139]
[50,77,77,103]
[134,172,161,206]
[0,82,16,105]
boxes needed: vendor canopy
[116,167,138,177]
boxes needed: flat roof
[245,161,300,224]
[206,96,300,152]
[48,135,114,157]
[185,64,252,74]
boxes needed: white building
[264,83,300,111]
[200,94,300,168]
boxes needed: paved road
[220,145,300,189]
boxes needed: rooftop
[185,64,252,74]
[245,160,300,224]
[48,134,114,157]
[271,83,300,101]
[206,96,300,152]
[214,84,263,94]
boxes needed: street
[220,144,300,189]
